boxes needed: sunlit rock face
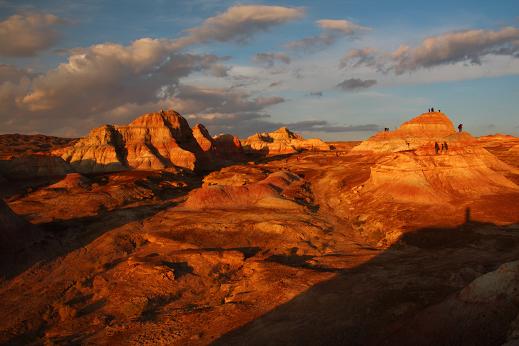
[242,127,330,155]
[61,110,239,173]
[352,112,519,203]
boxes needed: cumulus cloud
[253,52,291,67]
[342,26,519,74]
[392,26,519,73]
[336,78,377,91]
[18,39,224,113]
[0,11,66,57]
[0,38,232,135]
[174,5,304,47]
[286,18,370,51]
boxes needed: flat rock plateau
[1,110,519,345]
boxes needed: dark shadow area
[214,219,519,346]
[138,293,182,322]
[76,299,107,317]
[0,200,181,280]
[162,261,194,278]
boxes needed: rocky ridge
[242,127,330,155]
[61,110,244,173]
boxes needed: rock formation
[509,144,519,154]
[0,155,71,180]
[242,127,330,156]
[183,171,303,210]
[213,134,246,161]
[0,134,76,179]
[62,110,241,173]
[352,112,518,203]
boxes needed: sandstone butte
[61,110,243,173]
[242,127,330,155]
[351,111,519,203]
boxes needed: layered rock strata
[242,127,330,156]
[352,112,518,203]
[62,110,244,173]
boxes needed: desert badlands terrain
[1,110,519,345]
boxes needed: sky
[0,0,518,140]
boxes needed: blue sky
[0,0,518,139]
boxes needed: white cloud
[174,5,304,47]
[341,26,519,74]
[0,11,66,57]
[286,18,370,51]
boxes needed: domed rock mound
[352,112,519,203]
[183,171,303,210]
[62,110,241,173]
[352,112,457,153]
[242,127,330,156]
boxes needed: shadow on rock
[215,219,519,346]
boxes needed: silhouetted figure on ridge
[434,142,440,154]
[441,143,445,152]
[431,107,435,112]
[444,141,448,152]
[458,124,463,133]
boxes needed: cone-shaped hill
[352,112,519,203]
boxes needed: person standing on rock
[444,142,448,152]
[458,124,463,133]
[441,143,445,152]
[435,142,440,154]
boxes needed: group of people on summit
[384,108,464,154]
[434,141,449,154]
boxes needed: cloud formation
[0,11,66,57]
[341,26,519,74]
[286,18,370,51]
[253,52,291,67]
[336,78,377,91]
[392,26,519,73]
[316,19,369,34]
[174,5,304,47]
[0,38,231,135]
